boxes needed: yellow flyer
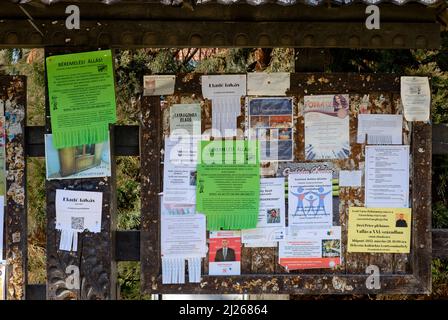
[348,207,411,253]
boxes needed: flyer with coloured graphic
[248,97,294,161]
[279,226,341,270]
[209,231,241,276]
[242,177,286,245]
[304,95,350,160]
[288,171,333,233]
[347,207,412,253]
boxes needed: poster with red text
[209,231,241,276]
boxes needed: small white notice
[201,74,246,138]
[357,114,403,145]
[339,170,362,187]
[56,189,103,252]
[365,145,410,208]
[247,72,290,96]
[401,76,431,122]
[0,197,4,260]
[143,75,176,96]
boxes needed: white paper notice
[0,197,4,259]
[56,189,103,233]
[365,145,410,208]
[288,171,333,233]
[169,104,201,136]
[279,226,341,270]
[339,170,362,187]
[304,95,350,160]
[55,189,103,252]
[0,260,5,300]
[357,114,403,144]
[162,136,198,215]
[201,75,246,137]
[401,76,431,122]
[143,75,176,96]
[247,72,290,96]
[242,178,286,245]
[161,214,207,258]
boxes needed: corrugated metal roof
[14,0,444,6]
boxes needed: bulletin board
[140,73,432,295]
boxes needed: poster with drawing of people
[288,171,333,234]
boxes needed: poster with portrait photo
[304,95,350,160]
[209,231,241,276]
[248,97,294,162]
[45,134,111,180]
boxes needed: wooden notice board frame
[140,73,431,295]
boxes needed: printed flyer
[365,145,410,208]
[357,114,402,145]
[279,227,341,270]
[209,231,241,276]
[46,50,117,149]
[401,76,431,122]
[347,207,412,253]
[288,171,333,233]
[304,94,350,160]
[162,136,198,215]
[242,177,286,245]
[0,117,5,196]
[248,97,294,161]
[169,103,201,136]
[45,134,112,180]
[0,197,4,260]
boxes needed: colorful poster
[0,117,5,196]
[0,197,4,260]
[357,114,402,145]
[169,104,201,136]
[401,76,431,122]
[45,134,111,180]
[162,137,198,215]
[279,227,341,270]
[242,178,286,245]
[304,95,350,160]
[365,145,410,208]
[347,207,412,253]
[201,75,246,138]
[46,50,117,149]
[288,171,333,233]
[0,261,5,300]
[55,189,103,251]
[209,231,241,276]
[248,97,294,161]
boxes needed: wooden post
[44,48,117,300]
[1,75,27,300]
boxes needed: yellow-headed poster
[348,207,411,254]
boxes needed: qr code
[71,217,84,231]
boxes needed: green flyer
[46,50,117,149]
[196,140,260,230]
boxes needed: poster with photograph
[248,97,294,161]
[143,75,176,96]
[45,134,111,180]
[162,137,198,215]
[304,95,350,160]
[288,170,333,233]
[242,177,286,245]
[348,207,411,253]
[209,231,241,276]
[279,227,341,270]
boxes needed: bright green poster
[196,140,260,230]
[46,50,117,149]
